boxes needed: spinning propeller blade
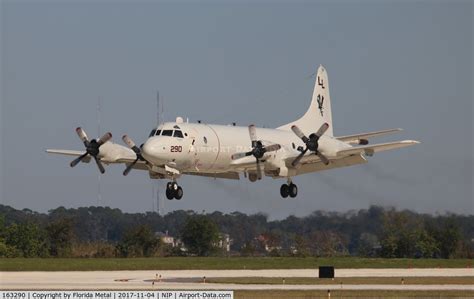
[69,127,112,173]
[249,124,258,147]
[291,148,308,167]
[76,127,90,146]
[97,132,112,146]
[291,125,309,143]
[256,159,263,180]
[93,156,106,174]
[231,152,252,160]
[70,152,89,168]
[315,123,329,138]
[291,123,330,167]
[122,135,146,176]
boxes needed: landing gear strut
[166,182,183,200]
[280,180,298,198]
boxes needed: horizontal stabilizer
[336,140,420,157]
[336,128,402,144]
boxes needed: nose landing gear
[280,180,298,198]
[166,182,183,200]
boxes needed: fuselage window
[203,136,208,144]
[149,129,156,137]
[162,130,173,136]
[173,130,184,138]
[155,130,161,136]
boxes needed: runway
[1,269,473,290]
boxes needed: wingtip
[402,140,421,144]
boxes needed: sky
[1,1,472,219]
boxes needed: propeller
[122,135,146,176]
[291,123,330,167]
[69,127,112,174]
[231,124,281,180]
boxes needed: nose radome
[141,141,152,157]
[142,137,165,162]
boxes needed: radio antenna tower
[155,91,165,215]
[97,96,103,206]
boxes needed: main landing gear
[280,180,298,198]
[166,182,183,200]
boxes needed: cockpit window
[155,130,161,136]
[173,130,184,138]
[149,129,156,137]
[162,130,173,136]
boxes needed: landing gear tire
[175,187,183,200]
[280,184,289,198]
[166,182,183,200]
[166,188,174,200]
[172,182,178,191]
[289,183,298,198]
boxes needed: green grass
[208,276,474,285]
[0,257,472,271]
[234,290,474,298]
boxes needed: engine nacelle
[98,142,136,163]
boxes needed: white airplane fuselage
[141,122,350,174]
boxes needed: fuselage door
[191,125,219,171]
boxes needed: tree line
[0,204,472,258]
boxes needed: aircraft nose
[142,137,166,163]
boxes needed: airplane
[47,65,419,200]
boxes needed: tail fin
[278,65,333,136]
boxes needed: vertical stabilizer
[278,65,333,136]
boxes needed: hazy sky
[1,1,472,219]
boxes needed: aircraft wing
[46,142,138,164]
[336,128,402,144]
[46,149,92,163]
[230,156,256,168]
[336,140,419,157]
